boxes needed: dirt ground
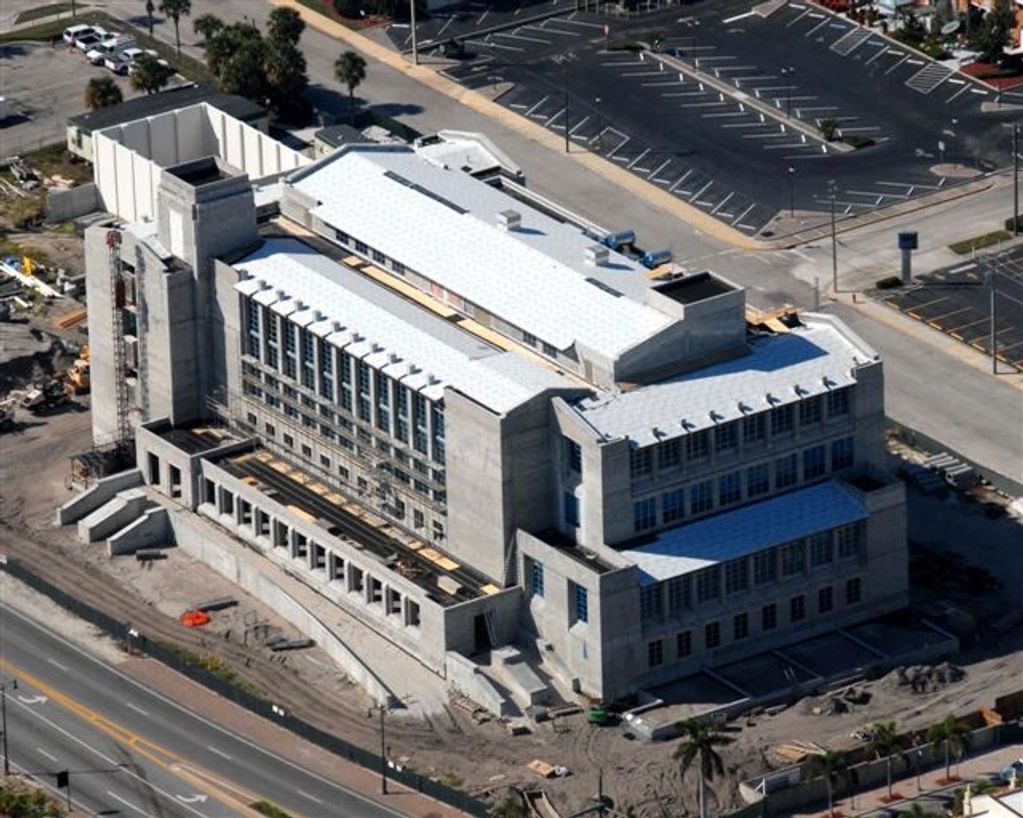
[1,395,1022,816]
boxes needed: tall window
[724,558,749,594]
[818,586,834,613]
[301,329,315,389]
[762,603,777,631]
[705,621,720,649]
[530,560,545,598]
[647,639,664,667]
[413,393,429,454]
[563,492,580,527]
[357,361,372,422]
[245,298,260,360]
[747,463,770,497]
[686,430,710,460]
[799,396,823,426]
[690,480,713,514]
[395,384,409,442]
[771,405,795,436]
[565,437,582,474]
[803,445,827,480]
[780,541,805,576]
[667,576,690,614]
[431,404,445,465]
[283,321,296,378]
[831,437,854,470]
[743,413,766,443]
[374,371,391,433]
[338,352,353,411]
[318,339,334,401]
[733,612,749,640]
[633,498,657,532]
[719,472,742,505]
[715,423,738,453]
[677,630,692,658]
[662,488,685,524]
[775,453,798,489]
[573,583,589,624]
[846,577,862,604]
[790,594,806,622]
[836,524,861,559]
[265,309,279,369]
[753,549,777,585]
[640,585,663,621]
[696,566,721,603]
[630,447,653,478]
[808,531,834,567]
[828,388,851,417]
[658,438,682,470]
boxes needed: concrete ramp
[490,646,553,709]
[77,488,151,543]
[108,506,172,556]
[58,469,142,525]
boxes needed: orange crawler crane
[179,610,211,628]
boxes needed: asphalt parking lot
[435,0,1020,236]
[882,246,1023,372]
[0,40,142,155]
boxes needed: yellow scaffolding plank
[419,547,441,562]
[359,264,458,319]
[325,493,346,505]
[287,504,316,523]
[344,254,366,268]
[481,583,501,596]
[457,318,516,351]
[271,461,289,473]
[255,451,273,462]
[308,483,328,495]
[435,557,460,571]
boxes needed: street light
[410,0,418,66]
[1013,122,1020,235]
[828,179,838,294]
[780,66,795,118]
[788,166,796,218]
[595,96,603,152]
[1,678,17,777]
[368,703,390,794]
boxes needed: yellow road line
[1,659,302,818]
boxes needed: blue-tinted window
[747,463,770,497]
[530,560,544,597]
[690,480,713,514]
[831,437,854,470]
[662,488,685,523]
[803,445,827,479]
[633,498,657,532]
[574,584,588,624]
[719,471,742,505]
[563,492,580,527]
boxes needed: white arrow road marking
[17,695,47,705]
[176,794,209,804]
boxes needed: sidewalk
[792,742,1023,817]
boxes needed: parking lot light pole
[1013,122,1020,235]
[780,66,794,117]
[563,61,570,154]
[828,179,838,293]
[595,96,602,152]
[410,0,418,66]
[788,166,795,218]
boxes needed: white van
[62,24,94,44]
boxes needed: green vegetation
[250,801,294,818]
[156,641,265,698]
[806,749,847,817]
[867,721,905,801]
[85,75,123,111]
[817,117,839,141]
[334,49,367,105]
[159,0,192,57]
[927,714,972,781]
[0,779,65,818]
[130,52,171,95]
[948,229,1013,255]
[971,0,1015,62]
[673,718,734,818]
[14,2,75,24]
[438,771,464,788]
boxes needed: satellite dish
[941,19,960,35]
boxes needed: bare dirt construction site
[2,296,1023,816]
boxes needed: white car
[74,32,102,52]
[104,54,130,75]
[87,37,134,66]
[128,50,171,76]
[63,24,94,44]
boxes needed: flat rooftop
[220,449,497,606]
[234,237,576,414]
[158,424,240,455]
[621,480,869,584]
[288,145,674,360]
[654,272,735,305]
[573,317,877,447]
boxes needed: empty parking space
[882,251,1023,372]
[440,0,1011,236]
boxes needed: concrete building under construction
[66,101,907,708]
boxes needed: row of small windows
[628,390,852,480]
[632,438,855,533]
[528,561,590,625]
[331,233,567,366]
[638,524,862,623]
[647,578,863,668]
[243,298,446,467]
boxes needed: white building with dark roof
[77,106,906,706]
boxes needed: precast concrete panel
[115,143,137,223]
[150,111,180,167]
[120,119,149,157]
[224,119,244,170]
[261,134,278,177]
[243,127,262,178]
[176,105,205,163]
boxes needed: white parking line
[712,192,735,214]
[741,132,790,139]
[864,46,889,65]
[207,745,233,761]
[690,180,714,201]
[679,101,729,108]
[906,58,925,65]
[885,55,909,75]
[467,38,523,52]
[722,122,766,128]
[733,203,757,225]
[945,84,970,103]
[840,125,882,132]
[622,70,665,77]
[525,95,549,116]
[569,116,590,135]
[805,18,830,37]
[970,88,989,95]
[36,747,59,762]
[607,136,631,158]
[627,148,649,169]
[786,9,811,27]
[601,60,644,67]
[642,80,684,87]
[764,142,817,150]
[797,105,840,112]
[702,111,747,118]
[947,77,965,85]
[669,170,692,192]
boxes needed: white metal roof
[289,146,672,359]
[622,480,869,584]
[233,238,572,414]
[574,320,874,447]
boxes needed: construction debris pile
[888,662,967,695]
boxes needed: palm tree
[334,50,367,107]
[267,7,305,47]
[807,749,847,817]
[130,53,169,95]
[159,0,192,57]
[85,76,123,110]
[867,721,904,801]
[927,714,972,782]
[673,719,734,818]
[192,12,223,43]
[143,0,155,34]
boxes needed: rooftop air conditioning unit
[497,209,521,231]
[585,245,609,266]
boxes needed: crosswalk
[905,63,953,94]
[829,27,871,57]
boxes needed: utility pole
[563,60,570,154]
[828,179,838,294]
[369,703,389,794]
[788,166,795,218]
[1,679,16,777]
[410,0,418,66]
[1013,122,1019,235]
[991,268,998,375]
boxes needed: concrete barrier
[167,510,397,707]
[45,183,99,223]
[108,507,171,556]
[58,469,142,525]
[445,651,509,718]
[77,488,150,543]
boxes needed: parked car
[63,24,94,44]
[86,37,133,66]
[128,50,171,77]
[104,54,130,75]
[74,32,102,51]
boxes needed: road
[0,601,408,818]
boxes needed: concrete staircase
[77,488,153,543]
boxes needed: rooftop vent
[332,321,343,333]
[427,374,441,386]
[255,278,266,289]
[389,352,401,364]
[293,299,305,311]
[372,342,383,353]
[276,289,287,300]
[585,245,609,266]
[313,310,324,322]
[497,209,521,231]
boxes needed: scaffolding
[106,229,132,449]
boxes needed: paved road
[0,601,408,818]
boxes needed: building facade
[84,111,907,702]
